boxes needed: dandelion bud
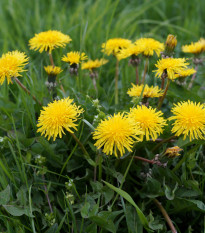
[164,146,183,158]
[165,34,177,52]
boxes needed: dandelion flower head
[37,97,83,141]
[62,51,87,65]
[134,38,164,57]
[44,66,63,76]
[175,68,196,78]
[169,101,205,141]
[29,30,71,53]
[182,39,205,54]
[127,84,164,98]
[128,105,167,141]
[117,44,142,60]
[101,38,132,57]
[154,58,189,80]
[82,58,108,70]
[0,51,29,85]
[93,113,143,157]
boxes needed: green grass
[0,0,205,232]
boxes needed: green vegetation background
[0,0,204,233]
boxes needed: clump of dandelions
[37,97,83,141]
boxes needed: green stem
[153,199,177,233]
[110,155,134,209]
[188,64,198,90]
[157,79,170,110]
[152,135,177,152]
[141,57,149,84]
[14,77,42,106]
[115,59,119,105]
[69,132,95,167]
[98,154,103,182]
[136,65,139,85]
[49,53,55,67]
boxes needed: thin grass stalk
[69,132,95,166]
[42,174,53,213]
[110,155,134,209]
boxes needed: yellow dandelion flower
[127,84,164,98]
[182,40,205,54]
[134,38,164,57]
[154,58,189,80]
[164,146,183,158]
[81,58,108,70]
[29,30,71,53]
[169,101,205,140]
[37,97,83,141]
[62,51,87,65]
[0,51,29,85]
[128,105,167,141]
[117,44,142,60]
[101,38,132,57]
[44,66,63,76]
[175,68,196,78]
[93,113,143,157]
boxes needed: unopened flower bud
[164,146,183,158]
[165,34,177,52]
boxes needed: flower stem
[134,156,155,164]
[49,53,55,68]
[42,174,53,213]
[153,199,177,233]
[188,65,198,90]
[48,52,65,94]
[136,66,139,85]
[152,135,177,152]
[92,76,97,91]
[157,79,170,110]
[14,77,42,106]
[141,57,149,84]
[161,74,166,90]
[115,59,119,105]
[69,132,95,167]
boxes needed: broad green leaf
[89,215,116,233]
[0,185,10,205]
[81,202,90,218]
[103,181,150,231]
[3,205,34,217]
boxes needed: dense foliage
[0,0,204,233]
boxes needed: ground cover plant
[0,0,205,232]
